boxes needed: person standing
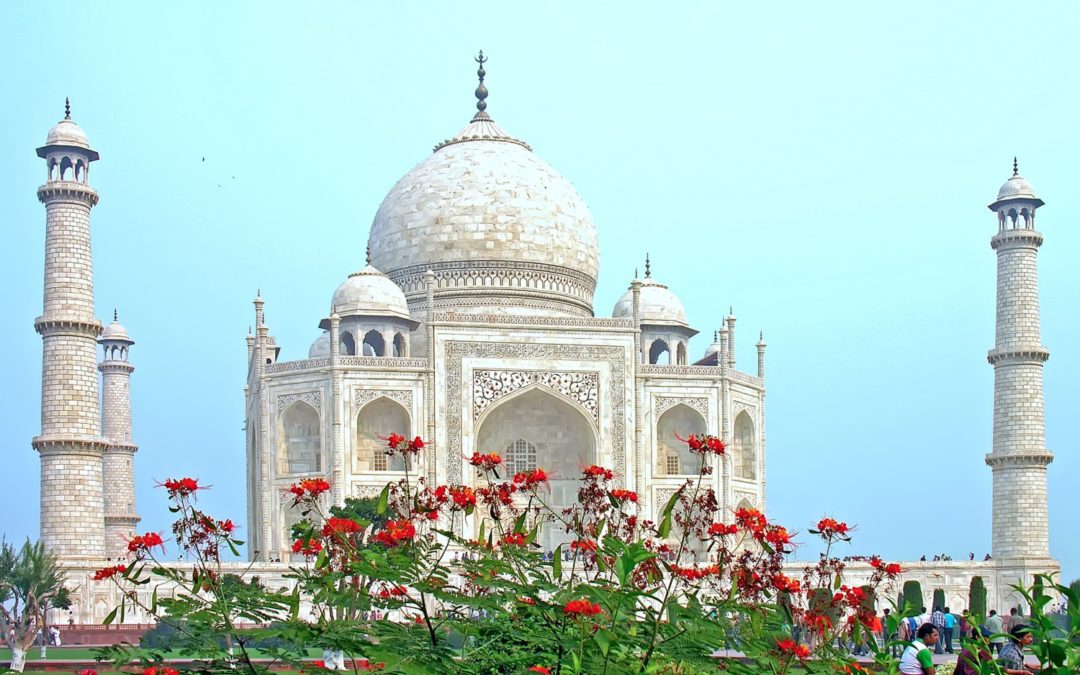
[899,624,939,675]
[986,610,1006,654]
[931,607,947,654]
[943,607,956,654]
[998,624,1039,674]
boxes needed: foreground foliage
[91,435,1074,674]
[0,539,72,672]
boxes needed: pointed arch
[362,329,385,357]
[655,403,706,477]
[733,411,756,480]
[279,401,322,474]
[340,332,356,356]
[649,339,671,365]
[392,332,407,357]
[59,156,73,181]
[676,342,688,365]
[355,396,409,472]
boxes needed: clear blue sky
[1,3,1076,581]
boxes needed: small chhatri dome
[99,310,133,344]
[308,330,331,358]
[45,99,91,149]
[703,331,722,358]
[330,264,412,321]
[996,157,1040,201]
[611,259,690,327]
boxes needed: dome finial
[473,50,490,120]
[366,243,372,265]
[113,308,118,322]
[644,253,651,278]
[1013,156,1019,177]
[64,97,71,120]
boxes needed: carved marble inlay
[445,342,626,487]
[655,396,709,419]
[473,370,599,424]
[276,391,321,410]
[732,401,756,420]
[353,484,385,499]
[353,388,414,414]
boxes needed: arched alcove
[676,342,688,365]
[733,411,756,480]
[279,401,322,474]
[649,339,671,365]
[475,388,596,549]
[362,330,385,357]
[655,404,706,477]
[392,333,406,357]
[340,332,356,356]
[355,397,409,472]
[59,156,73,181]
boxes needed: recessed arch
[733,411,756,480]
[362,330,385,357]
[279,401,322,474]
[59,156,73,181]
[340,332,356,356]
[655,403,706,476]
[355,396,409,472]
[392,332,406,357]
[649,339,671,365]
[676,342,688,365]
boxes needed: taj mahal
[27,56,1058,621]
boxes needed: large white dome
[366,112,600,317]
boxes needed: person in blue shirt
[942,607,957,653]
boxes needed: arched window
[362,330,384,357]
[355,397,408,472]
[392,333,406,357]
[655,404,706,477]
[280,402,321,474]
[340,332,356,356]
[476,388,596,551]
[649,339,670,365]
[676,342,688,365]
[59,156,73,181]
[503,438,538,477]
[733,412,756,480]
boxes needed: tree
[969,576,987,618]
[932,588,945,611]
[902,580,924,613]
[0,539,72,672]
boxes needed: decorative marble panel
[473,370,599,424]
[655,396,709,419]
[445,341,626,487]
[276,391,321,410]
[353,388,414,414]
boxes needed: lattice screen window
[503,438,537,477]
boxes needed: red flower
[142,668,179,675]
[127,532,165,553]
[384,434,425,455]
[708,522,739,537]
[885,562,902,575]
[772,574,801,594]
[570,539,598,553]
[676,433,726,455]
[609,489,638,503]
[776,638,811,659]
[373,519,416,547]
[734,507,768,536]
[764,525,793,549]
[287,477,331,504]
[513,468,549,489]
[563,598,604,617]
[386,433,405,449]
[91,564,126,581]
[583,465,614,481]
[670,564,720,582]
[467,452,503,471]
[814,517,851,538]
[310,661,326,670]
[321,517,363,538]
[219,519,235,533]
[448,486,476,509]
[355,659,385,671]
[501,533,526,547]
[425,510,439,521]
[79,669,98,675]
[291,538,323,556]
[528,667,551,674]
[518,596,537,605]
[160,477,202,497]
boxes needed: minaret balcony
[37,181,99,206]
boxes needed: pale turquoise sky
[1,3,1077,581]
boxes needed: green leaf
[594,627,616,656]
[553,544,562,579]
[657,515,672,539]
[478,519,485,543]
[514,513,527,534]
[376,484,390,515]
[662,486,683,519]
[103,606,118,626]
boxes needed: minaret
[99,311,140,557]
[985,159,1054,560]
[32,100,107,559]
